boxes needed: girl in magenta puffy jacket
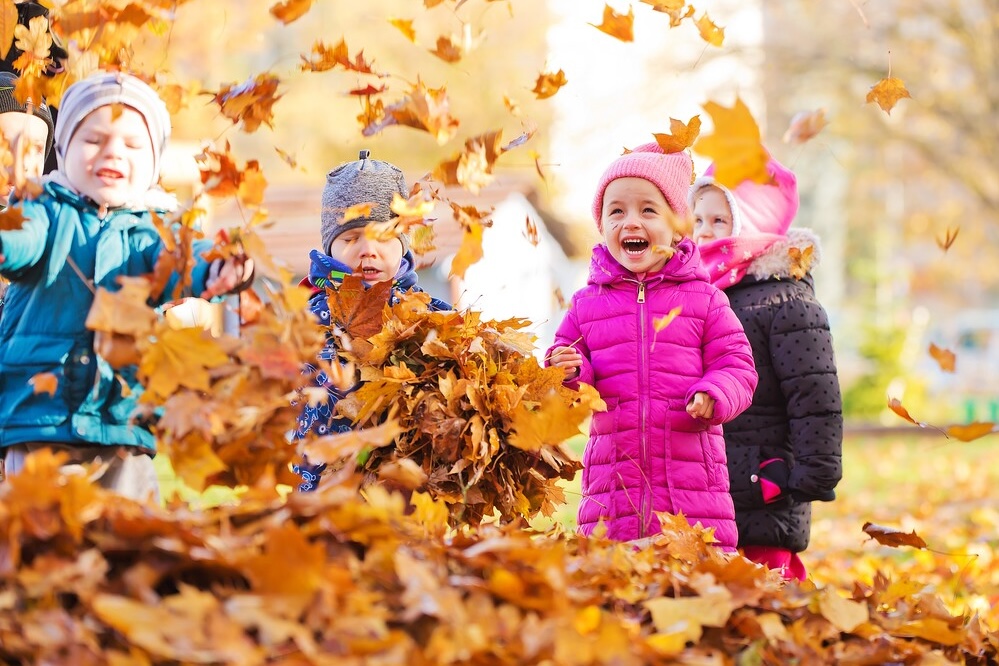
[547,142,758,547]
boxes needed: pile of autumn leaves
[1,452,996,665]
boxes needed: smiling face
[692,185,735,245]
[600,177,678,275]
[62,104,155,209]
[328,227,404,284]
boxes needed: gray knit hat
[54,71,171,189]
[0,71,54,158]
[320,149,409,254]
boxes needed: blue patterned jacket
[293,249,449,490]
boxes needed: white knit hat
[54,72,171,189]
[688,176,744,236]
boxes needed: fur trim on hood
[745,228,823,280]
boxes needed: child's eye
[643,206,656,214]
[609,207,623,215]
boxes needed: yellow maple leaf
[653,116,701,154]
[240,523,326,596]
[866,76,911,115]
[653,306,682,334]
[693,97,770,188]
[138,326,232,401]
[508,390,587,451]
[269,0,313,24]
[13,15,51,60]
[163,431,228,492]
[448,205,486,280]
[236,159,267,208]
[787,245,814,280]
[817,587,869,633]
[590,4,634,42]
[389,18,416,42]
[0,2,17,61]
[531,69,568,100]
[85,280,157,337]
[695,13,724,46]
[214,73,282,133]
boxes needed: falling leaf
[237,159,267,208]
[866,76,911,115]
[342,202,374,223]
[429,35,463,63]
[531,69,568,100]
[693,97,770,188]
[448,203,490,279]
[274,146,299,170]
[523,217,539,246]
[694,13,724,47]
[85,281,158,337]
[782,108,829,145]
[214,73,282,133]
[300,38,382,75]
[389,18,416,42]
[862,522,927,549]
[787,246,814,280]
[643,0,694,26]
[29,372,58,397]
[928,343,956,373]
[886,396,937,431]
[936,226,959,252]
[269,0,313,24]
[138,326,232,401]
[653,306,682,333]
[553,287,567,309]
[589,4,634,42]
[503,94,521,116]
[13,16,52,61]
[946,422,998,442]
[653,116,701,153]
[362,78,459,145]
[0,2,18,61]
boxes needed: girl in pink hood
[547,143,758,547]
[690,155,843,580]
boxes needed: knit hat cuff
[689,176,744,237]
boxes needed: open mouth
[621,238,649,255]
[95,168,124,181]
[359,266,382,279]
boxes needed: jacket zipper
[637,280,649,538]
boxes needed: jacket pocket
[63,342,99,413]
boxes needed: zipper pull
[637,282,646,303]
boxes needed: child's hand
[549,345,583,380]
[686,391,715,420]
[201,255,255,299]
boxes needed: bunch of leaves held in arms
[302,275,598,526]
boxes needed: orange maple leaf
[695,13,724,46]
[653,306,682,334]
[531,69,568,100]
[641,0,694,26]
[787,246,814,280]
[325,274,391,340]
[28,372,58,397]
[362,78,459,145]
[448,203,489,279]
[653,116,701,153]
[138,326,232,401]
[270,0,313,24]
[300,38,381,75]
[509,390,588,451]
[241,523,327,596]
[866,76,911,115]
[782,108,829,145]
[0,3,16,61]
[429,35,463,63]
[0,204,26,231]
[693,97,770,188]
[85,280,157,337]
[214,73,282,133]
[590,4,634,42]
[928,343,956,373]
[389,18,417,42]
[946,422,998,442]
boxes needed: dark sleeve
[769,290,843,501]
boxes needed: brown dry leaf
[429,34,463,63]
[28,372,58,397]
[85,280,157,337]
[886,396,938,433]
[270,0,313,24]
[240,524,326,596]
[928,343,956,373]
[936,226,959,252]
[862,522,928,549]
[325,274,392,340]
[303,419,403,466]
[433,130,507,193]
[866,76,911,115]
[389,18,416,42]
[945,422,997,442]
[590,4,634,42]
[694,97,770,188]
[531,69,568,100]
[362,78,459,145]
[214,73,282,133]
[782,108,829,144]
[523,217,539,246]
[787,245,814,280]
[653,116,701,153]
[653,306,682,334]
[0,204,26,230]
[694,13,724,46]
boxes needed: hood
[744,228,823,280]
[704,155,798,236]
[588,237,708,286]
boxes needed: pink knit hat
[591,142,693,231]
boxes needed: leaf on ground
[817,587,869,633]
[138,326,232,401]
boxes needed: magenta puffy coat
[548,239,758,546]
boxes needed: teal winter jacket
[0,181,213,452]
